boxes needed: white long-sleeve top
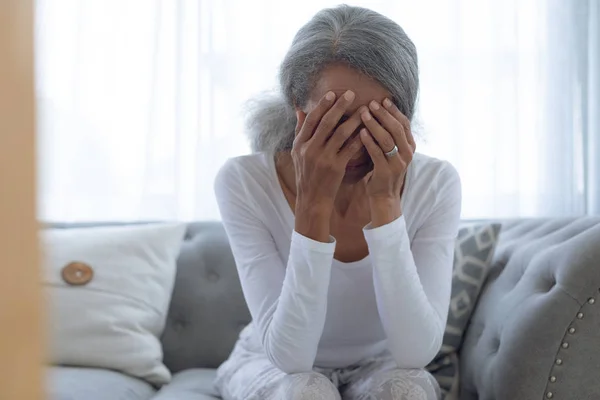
[214,152,461,374]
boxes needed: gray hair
[246,4,419,153]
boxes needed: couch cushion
[153,369,220,400]
[459,218,600,400]
[161,222,251,373]
[47,366,155,400]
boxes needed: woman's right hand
[291,90,365,241]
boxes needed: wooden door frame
[0,1,44,399]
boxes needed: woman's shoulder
[214,152,283,212]
[405,153,461,204]
[214,152,290,229]
[215,152,274,187]
[410,152,459,183]
[402,153,461,230]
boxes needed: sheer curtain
[35,0,599,222]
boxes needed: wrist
[295,196,333,215]
[294,200,332,243]
[369,196,401,228]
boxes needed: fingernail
[344,90,355,101]
[360,128,368,137]
[362,111,372,121]
[383,98,392,108]
[369,101,380,111]
[325,91,335,101]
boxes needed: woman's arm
[214,160,335,374]
[364,164,461,368]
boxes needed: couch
[48,218,600,400]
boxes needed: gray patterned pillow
[426,222,502,399]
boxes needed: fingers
[359,128,386,166]
[294,91,337,144]
[294,110,306,135]
[382,98,416,153]
[325,105,368,152]
[310,90,355,145]
[339,134,364,161]
[360,106,396,153]
[367,100,411,158]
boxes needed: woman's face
[300,64,392,183]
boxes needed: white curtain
[35,0,599,222]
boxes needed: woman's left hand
[359,98,416,226]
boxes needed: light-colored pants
[214,331,440,400]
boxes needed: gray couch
[48,218,600,400]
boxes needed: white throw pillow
[42,223,186,386]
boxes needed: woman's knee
[371,369,440,400]
[277,371,341,400]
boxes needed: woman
[214,5,461,400]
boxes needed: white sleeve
[363,163,461,368]
[214,161,335,374]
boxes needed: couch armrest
[459,218,600,400]
[152,369,219,400]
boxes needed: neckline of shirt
[264,152,414,268]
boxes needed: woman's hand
[359,98,416,227]
[292,90,366,241]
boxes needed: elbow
[392,346,439,369]
[265,351,313,375]
[262,332,314,374]
[391,326,444,369]
[272,359,313,375]
[392,352,435,370]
